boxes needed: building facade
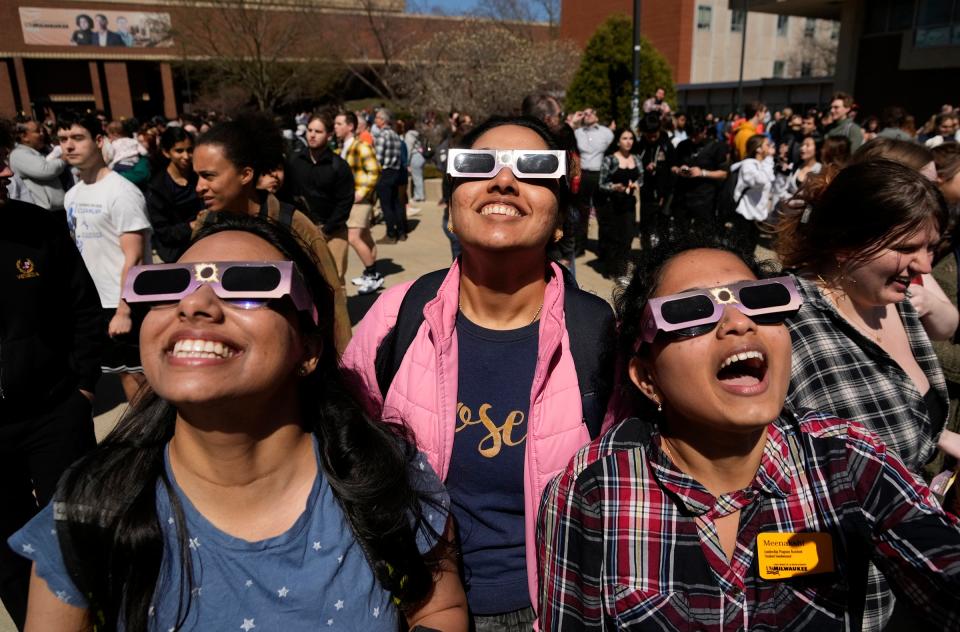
[0,0,532,120]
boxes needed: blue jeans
[410,152,426,201]
[376,168,405,238]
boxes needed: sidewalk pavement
[0,196,622,632]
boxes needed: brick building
[1,0,548,120]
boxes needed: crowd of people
[2,85,960,632]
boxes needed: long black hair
[55,214,444,631]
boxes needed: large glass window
[731,9,745,33]
[777,15,789,36]
[916,0,958,46]
[804,17,816,37]
[918,0,954,25]
[697,5,712,30]
[800,62,813,77]
[773,61,786,77]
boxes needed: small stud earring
[297,366,308,377]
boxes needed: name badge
[757,532,834,580]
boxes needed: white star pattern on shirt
[21,544,34,554]
[168,516,175,525]
[373,607,380,618]
[313,541,322,551]
[188,537,200,550]
[327,619,334,626]
[50,529,56,535]
[148,606,155,616]
[245,579,253,588]
[55,590,70,603]
[335,599,344,610]
[240,619,256,631]
[419,460,425,470]
[278,586,289,598]
[337,554,344,564]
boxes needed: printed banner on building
[19,7,172,47]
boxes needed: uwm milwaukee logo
[16,258,40,280]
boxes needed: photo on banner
[18,7,172,48]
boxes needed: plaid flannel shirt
[374,127,402,171]
[339,138,380,202]
[786,274,948,476]
[537,411,960,632]
[784,274,950,631]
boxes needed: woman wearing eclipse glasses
[343,116,617,630]
[9,215,467,631]
[538,237,960,631]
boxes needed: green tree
[565,14,676,126]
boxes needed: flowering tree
[397,21,580,119]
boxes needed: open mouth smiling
[716,349,769,393]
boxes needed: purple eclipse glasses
[122,261,318,325]
[447,149,566,179]
[639,276,802,344]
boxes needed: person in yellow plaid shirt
[334,111,383,294]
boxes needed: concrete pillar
[88,61,105,112]
[0,62,18,117]
[160,62,177,119]
[833,0,865,94]
[103,61,133,119]
[12,57,31,117]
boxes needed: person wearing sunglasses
[9,214,468,631]
[538,236,960,631]
[343,116,616,630]
[775,159,960,631]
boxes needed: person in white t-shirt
[59,112,152,401]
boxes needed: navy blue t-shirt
[448,313,539,614]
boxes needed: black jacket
[146,169,202,262]
[284,148,355,233]
[0,201,104,417]
[636,132,677,204]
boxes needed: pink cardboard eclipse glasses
[639,276,802,344]
[121,261,319,325]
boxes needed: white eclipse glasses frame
[446,148,567,179]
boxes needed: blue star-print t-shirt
[9,438,448,631]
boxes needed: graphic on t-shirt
[456,402,527,458]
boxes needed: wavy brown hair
[774,159,947,277]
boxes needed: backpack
[716,167,748,224]
[373,267,616,439]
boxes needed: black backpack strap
[374,268,449,398]
[277,201,295,227]
[258,198,297,227]
[560,267,616,439]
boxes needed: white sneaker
[351,272,383,286]
[406,206,422,217]
[357,275,384,295]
